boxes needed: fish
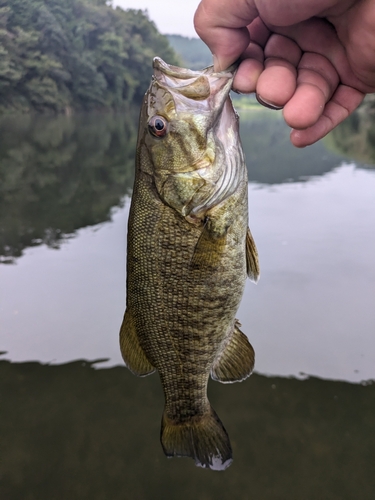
[119,57,259,471]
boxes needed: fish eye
[148,115,168,137]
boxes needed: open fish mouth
[152,57,237,107]
[153,56,237,81]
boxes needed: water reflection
[1,108,375,497]
[239,109,346,183]
[1,358,374,499]
[2,164,374,381]
[326,106,375,166]
[0,108,350,263]
[1,108,373,264]
[0,112,137,262]
[1,109,375,382]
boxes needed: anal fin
[119,308,155,377]
[246,227,260,283]
[211,320,255,383]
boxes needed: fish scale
[120,57,259,470]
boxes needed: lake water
[1,108,374,499]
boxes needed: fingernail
[231,87,252,95]
[256,94,284,110]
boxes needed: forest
[0,0,179,113]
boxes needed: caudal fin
[160,407,232,471]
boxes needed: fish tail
[160,406,233,471]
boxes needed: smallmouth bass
[120,57,259,471]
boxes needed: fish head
[138,57,245,220]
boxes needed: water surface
[1,109,374,499]
[1,359,374,500]
[1,109,374,382]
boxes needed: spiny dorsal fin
[211,320,255,383]
[120,309,155,377]
[246,227,260,283]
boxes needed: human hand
[194,0,375,147]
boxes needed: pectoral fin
[246,227,260,283]
[190,220,226,270]
[120,309,155,377]
[211,320,255,383]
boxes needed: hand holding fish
[194,0,375,147]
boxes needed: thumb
[194,0,257,71]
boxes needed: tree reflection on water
[0,358,374,499]
[0,111,137,262]
[326,102,375,167]
[1,106,375,499]
[1,107,374,263]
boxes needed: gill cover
[141,57,246,221]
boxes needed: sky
[112,0,201,38]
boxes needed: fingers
[290,85,365,147]
[254,34,302,107]
[256,59,297,107]
[232,18,269,93]
[234,25,353,145]
[329,0,375,90]
[233,58,264,94]
[273,17,371,93]
[194,0,348,72]
[194,0,373,148]
[255,48,350,143]
[283,52,340,129]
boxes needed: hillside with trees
[0,0,179,113]
[166,34,212,70]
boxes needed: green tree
[0,0,179,113]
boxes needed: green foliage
[0,0,179,113]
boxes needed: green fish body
[120,58,259,471]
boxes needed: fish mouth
[152,57,237,101]
[153,57,237,80]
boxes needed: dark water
[1,359,374,500]
[1,107,375,498]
